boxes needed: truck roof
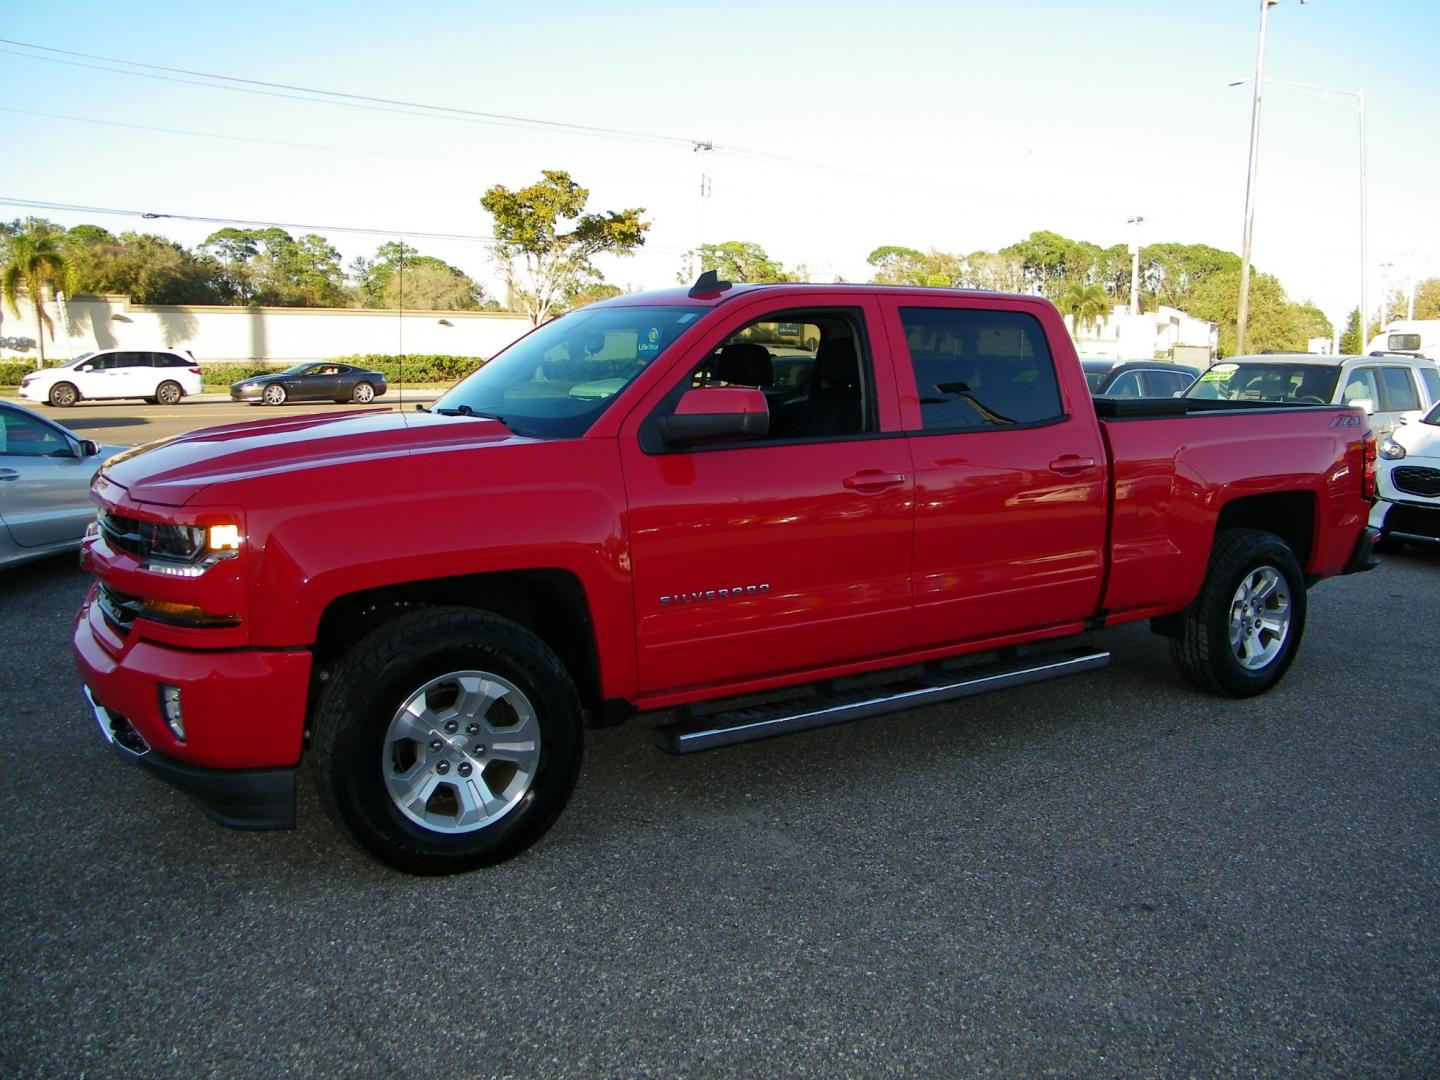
[590,281,1046,310]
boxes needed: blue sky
[3,0,1437,324]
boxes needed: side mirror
[656,387,769,446]
[76,364,92,372]
[1348,397,1376,415]
[81,439,103,457]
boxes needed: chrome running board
[654,646,1110,755]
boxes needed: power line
[0,38,700,147]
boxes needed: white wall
[0,293,534,365]
[1070,304,1217,362]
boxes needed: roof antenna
[688,269,733,298]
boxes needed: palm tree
[1055,281,1114,341]
[2,222,72,368]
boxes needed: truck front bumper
[74,588,311,829]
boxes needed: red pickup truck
[74,276,1379,873]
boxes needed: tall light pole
[1235,0,1308,356]
[1126,215,1144,315]
[1231,75,1366,354]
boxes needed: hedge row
[0,354,488,387]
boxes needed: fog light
[159,684,185,741]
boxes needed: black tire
[1171,528,1307,698]
[48,382,78,407]
[154,380,183,405]
[351,381,376,404]
[310,608,583,874]
[262,383,287,406]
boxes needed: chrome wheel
[382,670,541,834]
[352,381,375,403]
[262,383,287,405]
[49,382,78,407]
[1228,565,1292,670]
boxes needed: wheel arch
[311,568,605,721]
[1213,490,1317,572]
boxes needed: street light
[1229,75,1366,355]
[1126,216,1144,315]
[1234,0,1309,356]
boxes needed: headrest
[713,342,774,387]
[814,336,859,389]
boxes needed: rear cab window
[896,306,1064,431]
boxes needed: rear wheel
[262,383,287,406]
[48,382,78,408]
[311,608,583,874]
[154,380,183,405]
[351,381,376,403]
[1171,528,1307,697]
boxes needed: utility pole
[1235,0,1280,356]
[693,140,713,280]
[1126,215,1144,316]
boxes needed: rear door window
[899,307,1063,430]
[1144,369,1191,396]
[1377,367,1419,412]
[1341,367,1380,406]
[1107,371,1144,398]
[1420,367,1440,404]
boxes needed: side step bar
[654,646,1110,755]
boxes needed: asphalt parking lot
[1,549,1437,1078]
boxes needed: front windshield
[1186,362,1339,404]
[433,305,701,437]
[69,352,95,367]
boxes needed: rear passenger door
[878,298,1108,648]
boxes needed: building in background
[1069,305,1218,364]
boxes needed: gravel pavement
[1,550,1436,1078]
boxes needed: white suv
[1185,353,1440,438]
[1369,399,1440,552]
[18,349,204,408]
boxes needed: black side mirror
[81,439,103,457]
[656,388,770,446]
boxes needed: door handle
[1048,456,1097,475]
[844,470,906,491]
[0,469,18,481]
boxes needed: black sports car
[230,363,388,405]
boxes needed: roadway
[1,542,1437,1076]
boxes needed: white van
[1366,320,1440,360]
[1185,352,1440,438]
[17,349,204,408]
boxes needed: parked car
[0,402,124,570]
[231,363,388,405]
[1081,359,1200,397]
[17,349,204,408]
[1369,399,1440,551]
[1184,352,1440,438]
[75,278,1377,874]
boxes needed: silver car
[0,401,125,570]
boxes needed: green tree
[1337,308,1363,354]
[1407,278,1440,321]
[866,245,961,287]
[956,251,1027,293]
[2,219,73,367]
[688,240,799,284]
[1189,269,1308,356]
[561,275,623,311]
[351,241,490,311]
[67,230,219,304]
[1000,230,1084,298]
[481,170,648,324]
[1138,243,1241,312]
[1293,302,1333,344]
[1054,281,1114,338]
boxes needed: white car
[1186,352,1440,438]
[17,348,204,408]
[1369,400,1440,552]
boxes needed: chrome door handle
[0,469,18,481]
[1048,456,1097,475]
[844,470,906,491]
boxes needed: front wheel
[48,382,79,407]
[154,380,183,405]
[1170,528,1307,697]
[351,381,376,403]
[310,608,583,874]
[262,383,287,406]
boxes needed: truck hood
[96,408,523,506]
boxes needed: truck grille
[98,510,150,559]
[1392,466,1440,498]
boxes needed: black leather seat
[791,336,862,438]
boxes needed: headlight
[1378,439,1406,461]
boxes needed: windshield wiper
[432,405,531,435]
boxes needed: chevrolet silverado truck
[74,275,1379,874]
